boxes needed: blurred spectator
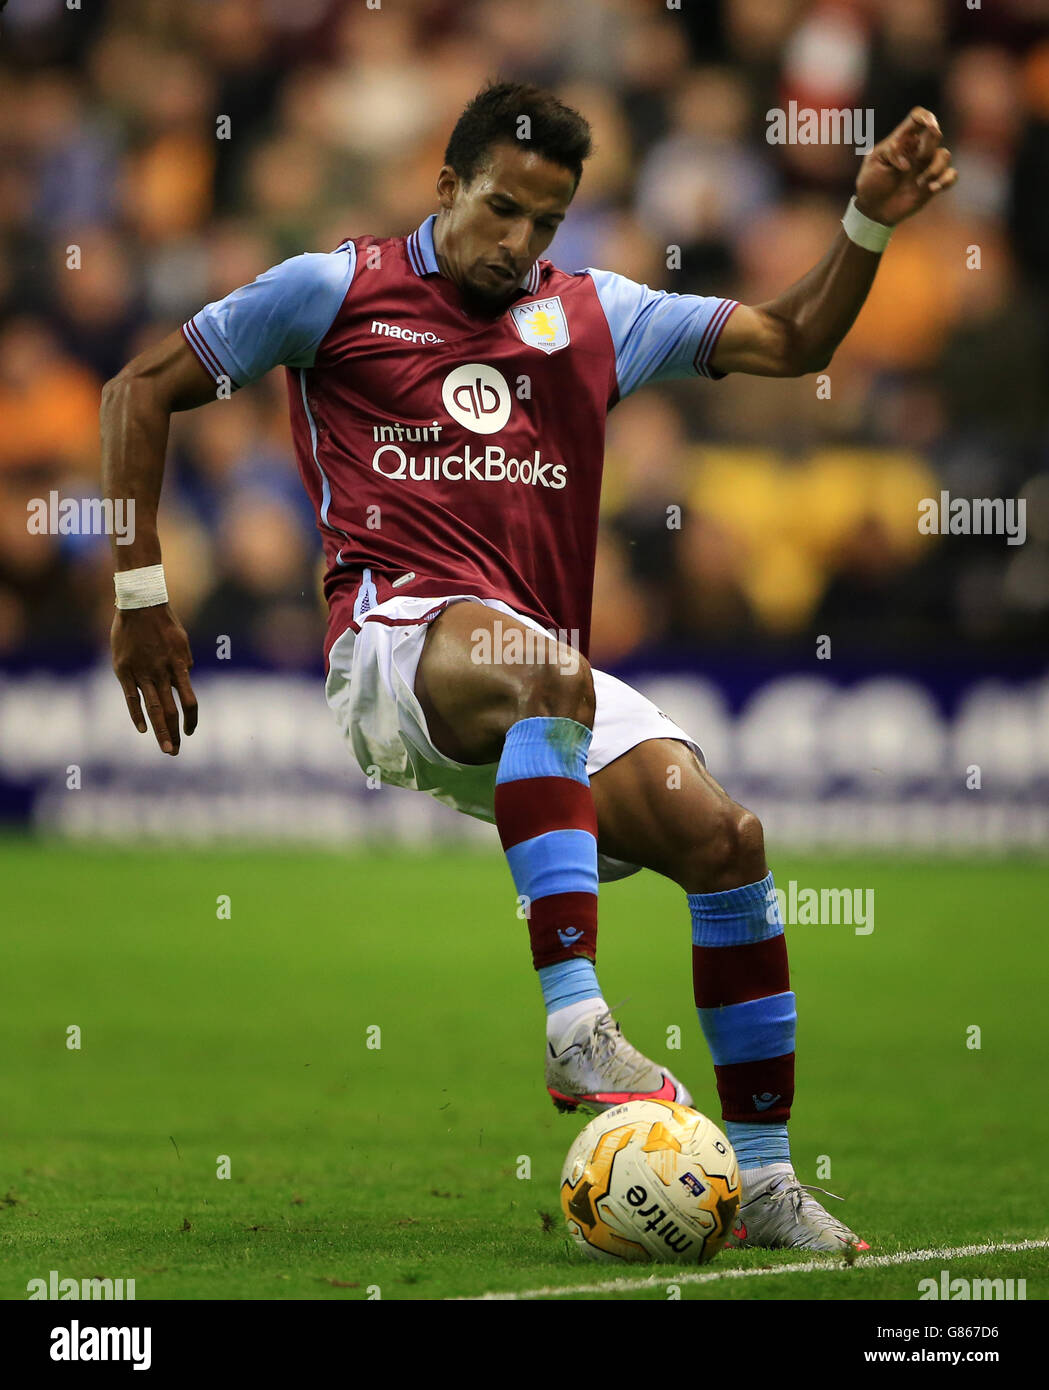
[812,511,952,654]
[1009,40,1049,298]
[0,319,100,474]
[635,67,777,289]
[0,0,1044,673]
[48,228,144,382]
[194,491,323,669]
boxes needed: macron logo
[370,320,444,346]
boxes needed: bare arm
[101,331,217,755]
[712,108,958,378]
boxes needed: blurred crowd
[1,0,1047,671]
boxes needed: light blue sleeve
[182,241,357,388]
[585,267,738,399]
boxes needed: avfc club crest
[510,296,570,355]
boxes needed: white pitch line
[457,1238,1049,1301]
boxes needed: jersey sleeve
[182,241,357,389]
[585,267,738,400]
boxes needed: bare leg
[589,738,767,892]
[414,600,594,760]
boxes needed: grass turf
[0,840,1045,1301]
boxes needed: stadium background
[2,0,1048,1310]
[1,0,1047,847]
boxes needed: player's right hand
[111,606,198,756]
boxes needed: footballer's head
[434,80,592,313]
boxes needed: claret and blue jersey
[182,212,737,665]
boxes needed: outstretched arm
[711,108,958,378]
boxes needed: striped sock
[689,871,796,1165]
[539,958,603,1012]
[494,716,599,970]
[540,959,605,1043]
[724,1122,791,1170]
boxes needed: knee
[678,801,767,895]
[515,644,595,729]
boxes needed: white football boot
[545,1004,693,1113]
[727,1164,869,1253]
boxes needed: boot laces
[762,1176,854,1236]
[771,1179,845,1217]
[590,1001,632,1066]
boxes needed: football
[560,1099,741,1264]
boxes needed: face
[434,142,576,312]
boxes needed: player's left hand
[854,107,957,226]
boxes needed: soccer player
[101,82,956,1251]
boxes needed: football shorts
[325,592,702,881]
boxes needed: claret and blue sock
[492,716,607,1042]
[688,870,796,1176]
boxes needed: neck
[432,212,456,284]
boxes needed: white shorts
[324,593,702,881]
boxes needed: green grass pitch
[1,838,1045,1301]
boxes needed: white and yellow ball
[560,1100,740,1263]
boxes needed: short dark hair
[443,80,593,190]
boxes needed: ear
[436,164,458,210]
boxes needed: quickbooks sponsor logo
[442,363,511,434]
[371,442,567,489]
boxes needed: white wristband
[842,195,893,253]
[114,564,168,610]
